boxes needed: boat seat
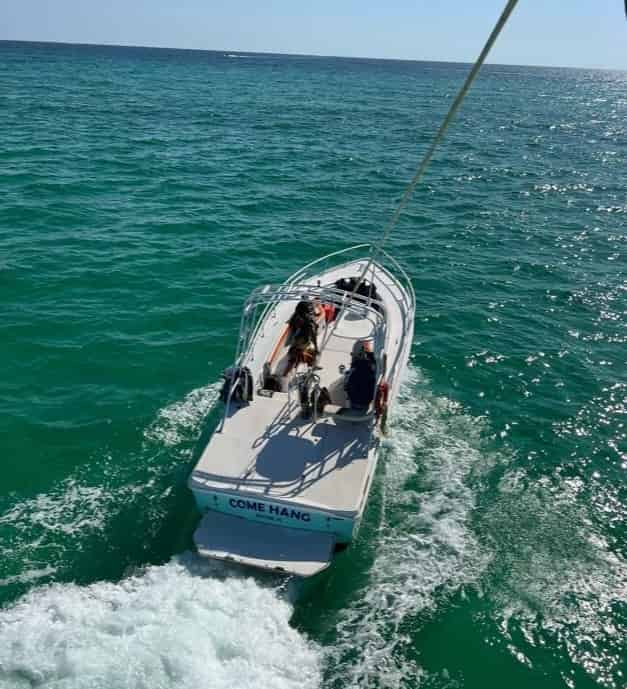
[334,407,374,423]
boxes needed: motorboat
[188,244,415,576]
[185,0,526,577]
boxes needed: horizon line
[1,38,625,73]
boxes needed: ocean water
[0,41,625,689]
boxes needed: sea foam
[0,555,321,689]
[0,380,322,689]
[325,367,491,688]
[143,382,222,449]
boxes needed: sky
[1,1,626,70]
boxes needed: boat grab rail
[218,283,388,432]
[378,247,416,310]
[285,244,372,286]
[239,283,387,364]
[285,243,415,315]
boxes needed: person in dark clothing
[345,341,376,411]
[284,300,320,375]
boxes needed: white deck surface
[189,391,375,516]
[189,259,412,521]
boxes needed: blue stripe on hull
[192,488,357,543]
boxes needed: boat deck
[189,385,376,517]
[189,258,412,520]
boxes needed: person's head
[355,340,373,359]
[295,299,315,319]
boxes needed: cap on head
[355,340,373,358]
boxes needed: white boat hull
[189,246,414,575]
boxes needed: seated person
[284,300,320,376]
[345,341,376,411]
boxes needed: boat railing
[217,283,388,432]
[285,243,415,316]
[285,244,372,287]
[378,247,416,312]
[218,244,414,432]
[237,282,387,368]
[372,252,415,388]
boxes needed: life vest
[320,303,336,323]
[375,381,389,418]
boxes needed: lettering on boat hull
[228,497,312,522]
[193,489,356,542]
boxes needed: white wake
[0,555,321,689]
[324,367,491,688]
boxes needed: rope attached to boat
[355,0,520,289]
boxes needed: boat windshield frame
[218,245,414,430]
[234,282,387,372]
[285,243,415,312]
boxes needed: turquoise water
[1,41,625,689]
